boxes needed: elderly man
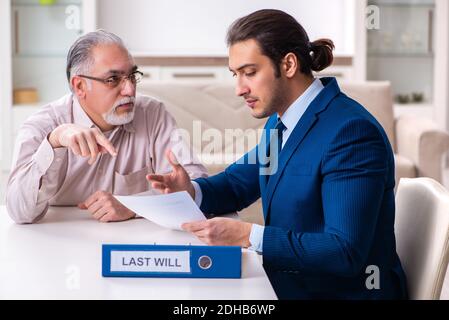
[6,30,207,224]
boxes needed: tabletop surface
[0,206,277,300]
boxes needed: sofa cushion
[141,82,397,151]
[138,83,265,155]
[340,81,396,152]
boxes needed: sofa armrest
[396,115,449,182]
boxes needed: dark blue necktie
[267,119,287,158]
[264,119,286,179]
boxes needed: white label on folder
[110,251,190,273]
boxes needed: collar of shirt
[71,95,136,134]
[277,78,324,147]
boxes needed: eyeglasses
[78,70,144,88]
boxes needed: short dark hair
[226,9,335,77]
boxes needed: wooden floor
[1,169,449,299]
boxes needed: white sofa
[138,81,449,223]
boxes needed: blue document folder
[102,244,241,278]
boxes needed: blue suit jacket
[195,78,408,299]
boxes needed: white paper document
[114,191,206,230]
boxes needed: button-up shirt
[6,94,207,223]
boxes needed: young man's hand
[182,218,253,247]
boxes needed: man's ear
[72,77,87,99]
[282,53,299,79]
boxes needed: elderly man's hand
[182,218,253,247]
[146,150,195,199]
[49,123,117,165]
[78,191,136,222]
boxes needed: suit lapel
[263,112,318,221]
[261,77,341,223]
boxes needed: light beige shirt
[6,94,207,224]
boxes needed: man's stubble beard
[252,78,288,119]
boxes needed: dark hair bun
[310,39,335,72]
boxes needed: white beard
[102,97,136,125]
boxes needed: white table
[0,206,277,300]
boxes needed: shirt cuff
[249,224,265,254]
[32,136,67,176]
[191,181,203,207]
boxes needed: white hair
[66,29,130,91]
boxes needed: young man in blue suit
[147,9,408,300]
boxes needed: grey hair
[66,29,128,90]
